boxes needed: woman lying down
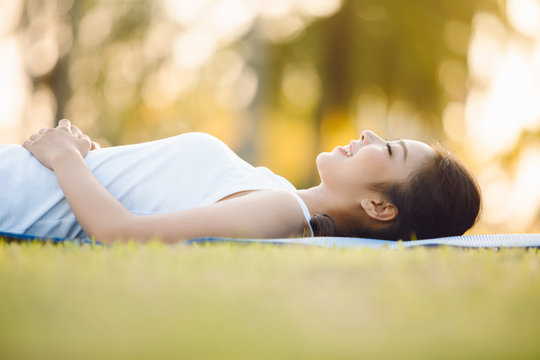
[0,119,480,243]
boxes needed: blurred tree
[22,0,500,187]
[260,0,501,186]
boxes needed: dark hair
[310,147,481,240]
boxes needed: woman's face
[316,130,435,193]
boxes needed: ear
[360,198,398,222]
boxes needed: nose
[360,130,384,144]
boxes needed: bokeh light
[465,1,540,231]
[507,0,540,39]
[281,64,321,109]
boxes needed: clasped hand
[23,119,100,170]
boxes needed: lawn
[1,240,539,360]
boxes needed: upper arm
[115,190,306,244]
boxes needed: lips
[345,143,352,156]
[336,142,356,157]
[337,146,348,156]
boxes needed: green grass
[1,240,539,360]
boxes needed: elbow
[86,227,121,244]
[89,228,119,243]
[86,215,135,243]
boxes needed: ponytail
[310,213,338,236]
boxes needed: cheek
[364,158,387,174]
[352,151,392,180]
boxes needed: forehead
[401,139,435,167]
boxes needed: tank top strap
[290,192,313,237]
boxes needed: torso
[0,133,312,239]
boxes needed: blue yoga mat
[0,231,98,245]
[187,233,540,249]
[2,230,540,249]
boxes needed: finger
[90,141,101,150]
[39,128,48,134]
[71,125,83,137]
[78,135,91,147]
[57,119,71,131]
[78,135,92,155]
[29,133,39,141]
[22,139,32,150]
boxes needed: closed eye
[386,142,392,156]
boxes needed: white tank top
[0,132,312,239]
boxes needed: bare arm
[124,190,305,242]
[49,149,135,241]
[23,121,305,243]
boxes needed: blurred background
[0,0,539,233]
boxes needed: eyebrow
[398,140,408,162]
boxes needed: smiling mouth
[344,144,352,157]
[337,144,352,157]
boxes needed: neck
[297,184,376,233]
[296,184,343,218]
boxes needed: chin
[315,152,336,182]
[315,151,330,167]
